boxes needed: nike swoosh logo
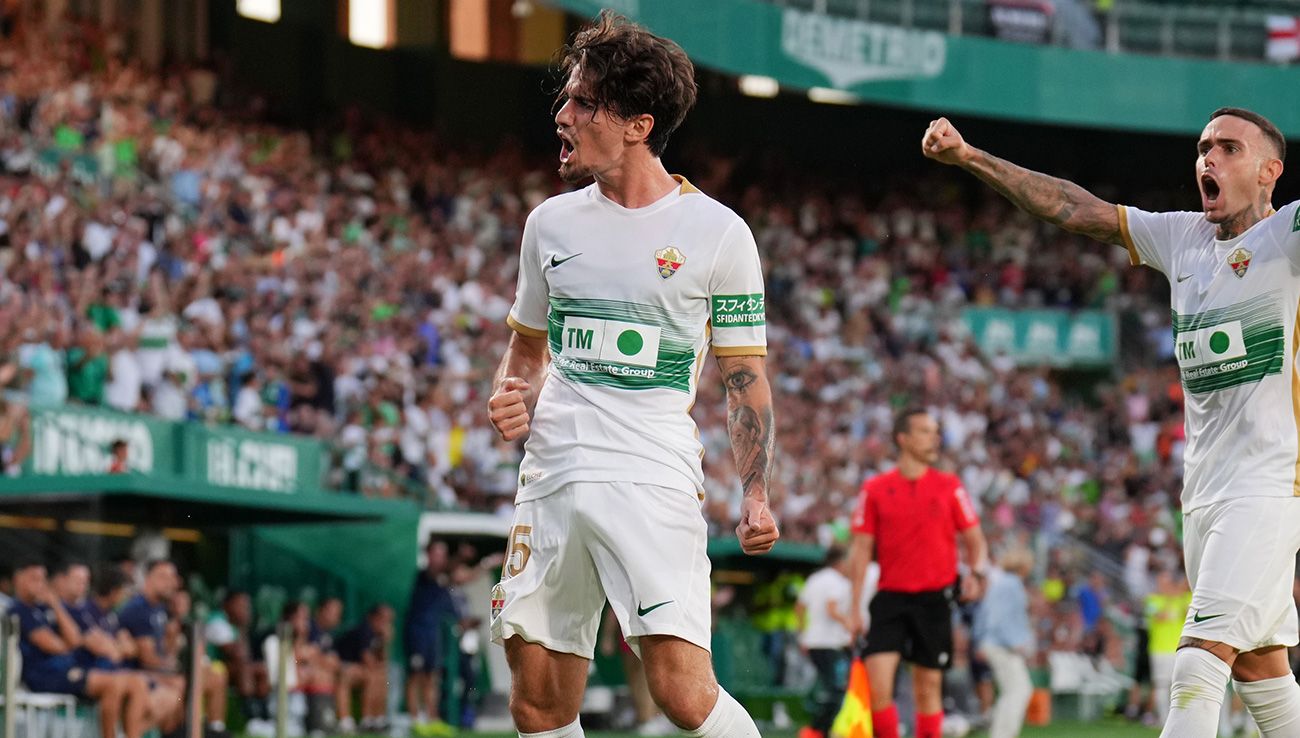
[1192,611,1226,623]
[1177,273,1194,283]
[550,253,582,268]
[637,600,673,617]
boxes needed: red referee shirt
[851,467,980,593]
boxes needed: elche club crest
[490,582,506,621]
[1228,247,1252,278]
[655,246,685,279]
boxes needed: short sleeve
[951,481,980,531]
[205,617,236,647]
[708,219,767,356]
[119,604,151,639]
[1118,206,1206,277]
[506,210,548,339]
[850,479,876,535]
[16,605,49,639]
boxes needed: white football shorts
[489,480,712,659]
[1181,495,1300,651]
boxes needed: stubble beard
[558,161,594,184]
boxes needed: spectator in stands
[48,560,118,669]
[795,545,855,738]
[79,567,137,668]
[405,538,455,733]
[82,565,186,733]
[1074,571,1108,635]
[262,601,335,735]
[10,559,151,738]
[205,590,268,724]
[0,398,31,475]
[66,323,109,405]
[18,322,67,408]
[973,548,1035,738]
[107,438,129,473]
[335,603,394,735]
[310,596,343,657]
[120,559,229,737]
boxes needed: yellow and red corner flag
[830,656,873,738]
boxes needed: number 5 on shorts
[505,524,532,577]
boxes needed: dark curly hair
[558,10,697,157]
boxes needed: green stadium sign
[542,0,1300,137]
[27,407,175,476]
[24,406,325,495]
[962,308,1116,367]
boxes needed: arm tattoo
[968,150,1123,246]
[725,366,758,394]
[723,363,775,500]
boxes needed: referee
[847,408,989,738]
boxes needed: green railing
[765,0,1289,62]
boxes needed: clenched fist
[921,117,972,166]
[489,377,533,441]
[736,497,780,555]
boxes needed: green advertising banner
[542,0,1300,138]
[26,407,178,476]
[184,425,325,495]
[23,406,325,496]
[963,308,1116,367]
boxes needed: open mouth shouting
[1200,172,1221,212]
[558,130,575,164]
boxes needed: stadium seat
[1047,651,1132,722]
[1,619,79,738]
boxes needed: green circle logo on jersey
[617,330,644,356]
[1210,331,1230,354]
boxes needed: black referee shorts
[862,586,955,670]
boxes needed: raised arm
[718,354,779,555]
[922,117,1124,246]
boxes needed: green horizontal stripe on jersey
[550,351,696,392]
[1172,292,1279,332]
[547,297,701,392]
[1173,292,1285,394]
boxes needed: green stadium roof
[0,474,418,528]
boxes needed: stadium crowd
[0,10,1220,733]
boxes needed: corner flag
[830,656,873,738]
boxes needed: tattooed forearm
[725,366,758,394]
[964,149,1123,246]
[721,358,775,502]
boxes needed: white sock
[520,717,585,738]
[1160,648,1232,738]
[1236,676,1300,737]
[684,688,760,738]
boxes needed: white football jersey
[1121,202,1300,511]
[507,177,767,503]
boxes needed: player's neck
[896,457,929,480]
[1215,196,1274,240]
[594,156,678,209]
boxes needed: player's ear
[1261,156,1284,187]
[625,113,655,148]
